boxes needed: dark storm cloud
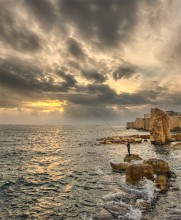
[67,38,86,60]
[0,57,42,93]
[63,104,121,121]
[112,65,137,80]
[58,0,139,47]
[81,69,106,83]
[62,82,174,107]
[0,1,42,52]
[24,0,58,31]
[56,70,77,88]
[62,83,116,106]
[159,25,181,68]
[0,58,77,98]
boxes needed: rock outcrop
[144,158,170,174]
[172,143,181,150]
[110,161,130,171]
[150,108,171,145]
[124,154,143,162]
[126,164,154,185]
[155,175,168,193]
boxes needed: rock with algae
[126,164,154,185]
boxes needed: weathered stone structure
[144,158,170,174]
[169,115,181,131]
[126,122,134,129]
[144,118,151,131]
[150,108,171,145]
[126,110,181,132]
[126,164,154,185]
[134,118,144,129]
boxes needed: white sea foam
[139,179,156,202]
[122,207,142,220]
[130,160,143,164]
[120,178,156,202]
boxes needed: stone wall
[144,118,151,131]
[134,118,144,129]
[126,122,134,129]
[126,111,181,132]
[170,116,181,131]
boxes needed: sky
[0,0,181,125]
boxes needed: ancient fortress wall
[134,118,144,129]
[144,118,151,131]
[127,111,181,131]
[169,116,181,131]
[126,122,135,129]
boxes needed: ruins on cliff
[150,108,171,144]
[127,110,181,132]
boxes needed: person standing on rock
[127,142,131,156]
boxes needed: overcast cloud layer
[0,0,180,125]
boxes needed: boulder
[144,158,169,174]
[171,133,181,141]
[126,164,154,185]
[172,143,181,150]
[124,154,143,162]
[150,108,171,145]
[135,138,142,143]
[155,175,168,193]
[110,161,130,171]
[94,207,113,220]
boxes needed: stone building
[144,118,151,131]
[126,110,181,132]
[169,115,181,131]
[126,122,135,129]
[134,118,144,129]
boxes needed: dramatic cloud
[58,0,139,48]
[81,70,106,83]
[0,1,42,52]
[112,65,138,80]
[0,0,181,125]
[67,38,86,60]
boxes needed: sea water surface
[0,125,180,220]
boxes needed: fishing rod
[87,81,120,137]
[98,114,120,137]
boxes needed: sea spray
[97,178,156,219]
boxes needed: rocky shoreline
[97,133,181,145]
[94,154,177,220]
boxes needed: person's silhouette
[127,142,131,156]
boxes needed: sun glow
[27,100,67,112]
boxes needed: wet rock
[144,158,170,174]
[155,175,168,193]
[135,138,142,143]
[171,187,180,191]
[94,207,114,220]
[102,192,134,204]
[172,143,181,150]
[126,164,154,185]
[136,200,150,210]
[150,108,171,145]
[110,161,130,171]
[167,171,177,179]
[171,133,181,141]
[124,154,143,162]
[103,201,130,217]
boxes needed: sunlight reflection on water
[0,125,180,219]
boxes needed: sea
[0,125,180,220]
